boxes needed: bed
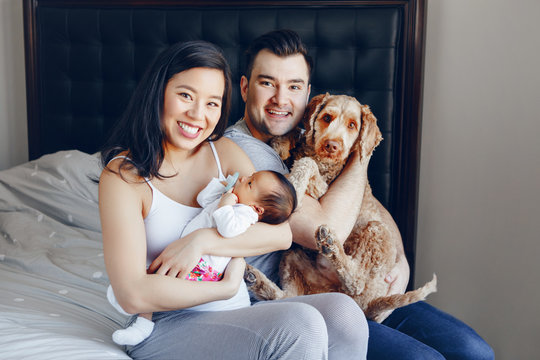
[1,0,426,357]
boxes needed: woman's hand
[220,257,247,297]
[147,229,209,278]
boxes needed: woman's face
[162,67,225,152]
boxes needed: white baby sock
[112,316,155,346]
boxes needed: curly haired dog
[245,93,437,322]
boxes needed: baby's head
[233,170,297,225]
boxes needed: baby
[108,170,297,346]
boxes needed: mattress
[0,150,130,359]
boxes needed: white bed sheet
[0,150,130,359]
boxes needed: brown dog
[245,93,436,322]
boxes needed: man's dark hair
[259,171,298,225]
[244,29,313,82]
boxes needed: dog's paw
[307,175,328,199]
[316,225,337,255]
[244,265,258,287]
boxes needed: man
[225,29,494,360]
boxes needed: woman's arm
[148,223,291,278]
[99,166,244,314]
[147,138,293,278]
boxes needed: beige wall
[1,0,539,358]
[0,0,27,170]
[417,0,540,358]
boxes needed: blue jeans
[367,302,494,360]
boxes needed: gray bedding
[0,150,130,359]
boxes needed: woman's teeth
[179,122,199,134]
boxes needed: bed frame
[23,0,426,286]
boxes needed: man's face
[241,49,311,143]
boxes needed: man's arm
[226,122,369,249]
[290,150,411,295]
[289,148,369,249]
[227,120,410,292]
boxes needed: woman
[99,41,368,359]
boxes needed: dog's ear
[270,128,302,161]
[303,93,330,139]
[358,105,383,160]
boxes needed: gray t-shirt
[225,119,289,174]
[224,119,288,295]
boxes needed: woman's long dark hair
[100,41,232,180]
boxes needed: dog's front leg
[244,264,286,301]
[316,225,367,297]
[288,157,328,202]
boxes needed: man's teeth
[268,110,288,116]
[179,122,199,134]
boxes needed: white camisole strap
[107,142,225,180]
[106,155,152,183]
[107,155,130,165]
[208,141,226,180]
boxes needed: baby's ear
[251,204,265,216]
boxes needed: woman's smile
[178,121,202,138]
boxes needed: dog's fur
[245,93,437,322]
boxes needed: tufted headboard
[23,0,426,285]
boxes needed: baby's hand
[218,190,238,208]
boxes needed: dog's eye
[348,121,357,129]
[323,114,332,123]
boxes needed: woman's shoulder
[100,151,145,186]
[212,136,242,153]
[104,150,129,167]
[211,138,255,175]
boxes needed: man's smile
[266,109,291,118]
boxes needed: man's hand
[147,230,206,278]
[374,253,410,322]
[384,253,410,296]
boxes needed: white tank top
[109,142,226,266]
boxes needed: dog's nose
[324,140,340,153]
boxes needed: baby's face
[233,171,275,205]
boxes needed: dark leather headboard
[23,0,426,284]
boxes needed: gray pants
[127,293,368,360]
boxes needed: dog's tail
[364,274,437,323]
